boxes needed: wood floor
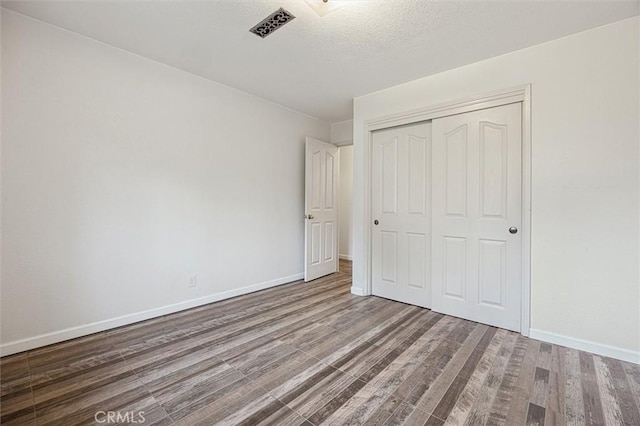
[1,260,639,426]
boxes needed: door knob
[305,214,314,220]
[374,220,379,225]
[509,226,518,234]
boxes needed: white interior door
[431,103,522,331]
[371,122,431,308]
[305,137,340,282]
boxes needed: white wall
[0,11,330,354]
[331,119,354,146]
[332,120,354,261]
[338,145,353,260]
[353,17,640,361]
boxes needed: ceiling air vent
[250,8,295,38]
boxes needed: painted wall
[1,11,330,353]
[331,119,354,147]
[353,17,640,360]
[338,146,353,260]
[332,120,354,262]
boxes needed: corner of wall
[350,286,366,296]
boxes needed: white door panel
[372,122,431,308]
[305,137,339,281]
[431,103,522,331]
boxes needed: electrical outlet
[188,274,197,288]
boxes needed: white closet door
[431,103,522,331]
[372,122,431,308]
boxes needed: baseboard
[0,272,304,357]
[339,254,353,261]
[350,286,366,296]
[529,328,640,364]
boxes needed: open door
[304,137,340,281]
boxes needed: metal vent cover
[250,8,295,38]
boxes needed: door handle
[305,214,315,220]
[509,226,518,234]
[374,220,379,225]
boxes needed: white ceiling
[2,0,638,122]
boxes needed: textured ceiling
[2,0,638,122]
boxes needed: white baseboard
[0,272,304,357]
[350,286,367,296]
[529,328,640,364]
[339,254,353,261]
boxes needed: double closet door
[371,103,523,332]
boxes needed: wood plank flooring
[2,260,639,425]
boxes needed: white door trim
[361,84,532,336]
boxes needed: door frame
[361,84,532,336]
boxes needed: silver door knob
[509,226,518,234]
[305,214,314,220]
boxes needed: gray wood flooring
[1,260,639,425]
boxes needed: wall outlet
[188,274,197,288]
